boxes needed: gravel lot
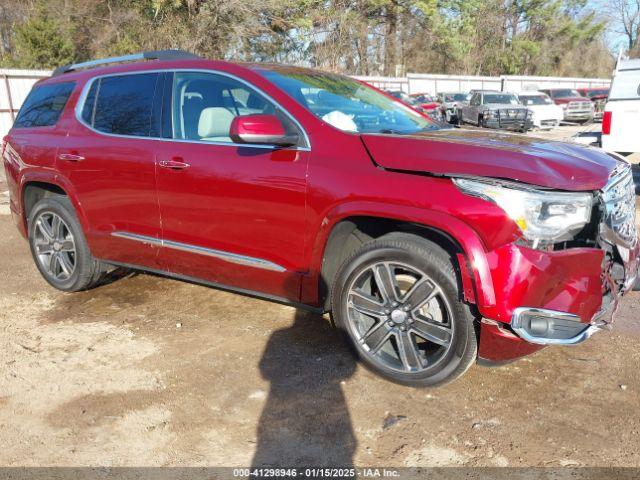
[0,127,639,469]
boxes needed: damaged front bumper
[478,162,639,360]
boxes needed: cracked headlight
[454,178,593,247]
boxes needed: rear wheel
[331,233,478,387]
[28,196,105,291]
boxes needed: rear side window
[80,73,159,136]
[13,82,75,128]
[609,71,640,101]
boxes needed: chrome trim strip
[112,231,162,246]
[511,307,600,346]
[73,68,311,151]
[111,231,286,272]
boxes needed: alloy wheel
[345,261,454,374]
[32,211,77,281]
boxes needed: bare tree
[607,0,640,54]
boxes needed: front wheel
[331,233,478,387]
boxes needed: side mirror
[229,114,299,147]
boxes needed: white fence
[354,73,611,95]
[0,69,51,137]
[0,68,612,137]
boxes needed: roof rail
[51,49,201,76]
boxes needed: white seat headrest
[198,107,235,139]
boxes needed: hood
[361,128,619,191]
[553,97,590,104]
[527,103,563,115]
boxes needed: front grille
[600,163,637,248]
[496,108,527,119]
[566,101,592,113]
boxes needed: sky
[588,0,635,54]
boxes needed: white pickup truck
[601,57,640,156]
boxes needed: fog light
[529,317,550,336]
[511,307,599,345]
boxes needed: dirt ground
[0,127,639,468]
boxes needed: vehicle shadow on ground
[251,309,357,467]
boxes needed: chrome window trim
[74,68,311,151]
[111,231,287,273]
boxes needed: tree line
[0,0,632,78]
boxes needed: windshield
[259,69,438,134]
[550,89,580,98]
[444,93,467,102]
[483,94,520,105]
[520,95,553,105]
[586,89,609,97]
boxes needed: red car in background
[384,90,443,122]
[539,88,594,123]
[577,87,610,121]
[410,93,444,122]
[3,50,639,387]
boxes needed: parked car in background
[385,90,441,121]
[517,92,563,129]
[601,58,640,157]
[5,51,639,388]
[539,88,593,123]
[460,91,532,131]
[409,93,443,121]
[577,87,609,121]
[436,92,468,124]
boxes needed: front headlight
[453,178,593,248]
[483,110,494,118]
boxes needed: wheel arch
[20,175,89,236]
[309,202,495,312]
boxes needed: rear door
[55,72,163,267]
[153,70,310,301]
[602,67,640,154]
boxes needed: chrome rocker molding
[111,231,286,272]
[511,307,600,346]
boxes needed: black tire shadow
[251,309,357,468]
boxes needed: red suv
[4,51,639,386]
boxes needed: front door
[154,71,310,300]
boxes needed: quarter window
[14,82,75,128]
[170,72,301,144]
[80,73,159,137]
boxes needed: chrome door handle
[58,153,85,162]
[159,159,190,170]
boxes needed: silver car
[460,91,533,131]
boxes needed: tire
[331,233,478,387]
[27,196,105,292]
